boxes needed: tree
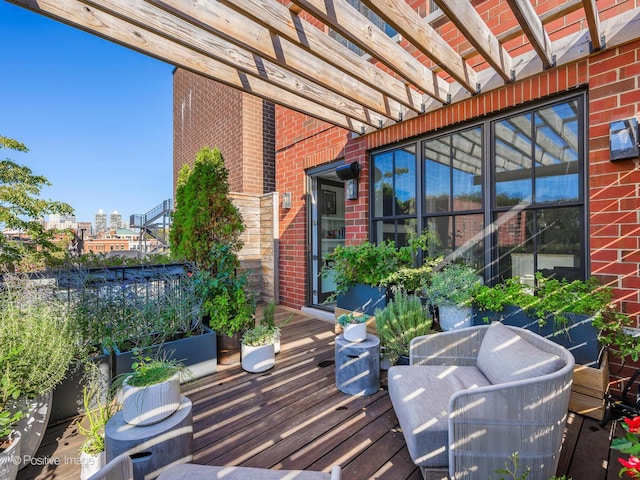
[0,135,73,269]
[170,146,244,271]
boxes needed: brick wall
[173,69,275,195]
[276,40,640,319]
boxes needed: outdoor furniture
[105,397,193,480]
[335,333,380,395]
[388,322,574,480]
[88,454,342,480]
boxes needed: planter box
[569,352,609,420]
[336,284,387,317]
[50,351,110,424]
[473,306,600,367]
[112,326,217,382]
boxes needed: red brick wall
[173,69,274,195]
[276,40,640,318]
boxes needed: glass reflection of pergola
[8,0,638,135]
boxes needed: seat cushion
[476,321,564,384]
[387,365,491,467]
[158,464,331,480]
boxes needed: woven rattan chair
[388,322,575,480]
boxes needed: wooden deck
[20,307,627,480]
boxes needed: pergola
[9,0,640,134]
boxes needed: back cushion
[477,322,564,384]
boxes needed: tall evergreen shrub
[170,147,244,271]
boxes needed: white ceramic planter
[0,431,21,480]
[343,322,367,342]
[121,374,181,426]
[439,305,473,331]
[241,343,275,373]
[13,391,52,469]
[80,450,106,480]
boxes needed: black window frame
[369,90,589,285]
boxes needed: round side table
[106,396,193,479]
[335,334,380,396]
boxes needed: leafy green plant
[473,276,534,313]
[241,325,279,347]
[379,256,442,293]
[592,311,640,362]
[531,274,612,328]
[374,290,434,363]
[0,135,74,271]
[260,301,293,330]
[77,378,117,456]
[67,264,203,353]
[194,244,256,337]
[0,347,24,441]
[170,146,245,272]
[474,274,613,331]
[611,416,640,478]
[321,232,439,301]
[337,312,370,327]
[0,272,77,399]
[422,263,483,307]
[122,350,187,388]
[491,452,571,480]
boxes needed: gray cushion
[158,464,332,480]
[387,365,491,467]
[476,322,564,384]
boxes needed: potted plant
[0,348,24,480]
[374,290,434,365]
[77,376,117,480]
[0,272,77,467]
[115,350,188,426]
[259,301,292,354]
[195,244,257,365]
[592,310,640,362]
[170,147,250,365]
[337,312,371,342]
[473,274,613,366]
[422,262,483,330]
[241,325,277,373]
[323,232,437,316]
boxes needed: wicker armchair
[388,323,574,480]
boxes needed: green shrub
[374,290,434,363]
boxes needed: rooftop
[21,306,625,480]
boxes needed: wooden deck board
[20,307,628,480]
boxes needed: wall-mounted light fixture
[281,192,292,209]
[336,162,361,200]
[609,118,639,162]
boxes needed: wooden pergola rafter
[8,0,639,134]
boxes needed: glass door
[316,179,345,305]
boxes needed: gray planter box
[337,284,387,316]
[112,326,217,382]
[473,305,601,367]
[50,351,110,424]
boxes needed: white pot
[241,343,275,373]
[0,431,21,480]
[80,450,106,480]
[343,322,367,342]
[12,391,52,469]
[121,374,181,426]
[438,305,473,331]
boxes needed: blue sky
[0,1,175,224]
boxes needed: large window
[370,93,587,284]
[371,145,417,246]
